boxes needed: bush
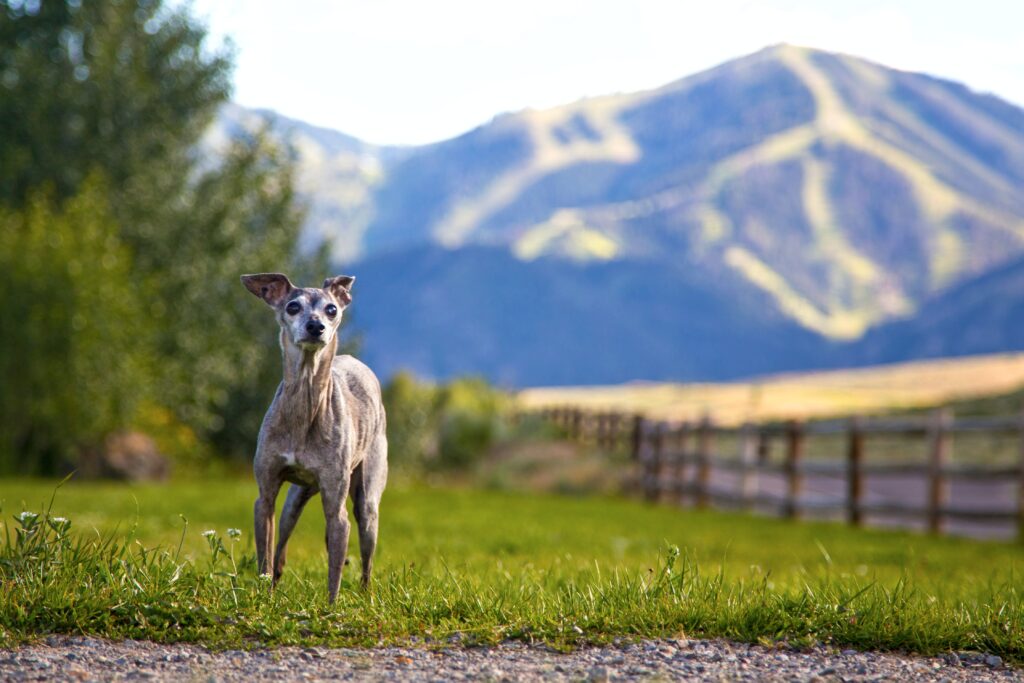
[382,373,513,472]
[381,371,441,465]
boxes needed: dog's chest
[278,451,318,486]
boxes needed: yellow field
[518,353,1024,425]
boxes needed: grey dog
[241,272,388,602]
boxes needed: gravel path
[2,635,1019,681]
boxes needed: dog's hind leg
[273,484,318,585]
[352,434,388,589]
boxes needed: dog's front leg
[321,477,351,603]
[254,479,281,578]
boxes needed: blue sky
[185,0,1024,146]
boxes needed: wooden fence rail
[535,406,1024,540]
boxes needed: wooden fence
[536,406,1024,539]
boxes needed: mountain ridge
[213,45,1024,384]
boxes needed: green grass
[1,479,1022,659]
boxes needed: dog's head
[241,273,354,350]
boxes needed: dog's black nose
[306,320,325,337]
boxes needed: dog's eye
[285,301,301,316]
[325,304,338,318]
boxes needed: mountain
[359,45,1024,339]
[854,254,1024,363]
[206,103,408,258]
[215,45,1024,384]
[346,245,831,386]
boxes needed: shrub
[382,373,513,472]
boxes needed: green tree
[0,178,153,473]
[0,0,231,211]
[0,0,319,468]
[158,132,321,458]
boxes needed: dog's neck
[278,331,337,429]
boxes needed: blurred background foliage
[0,177,149,474]
[0,0,325,473]
[0,0,509,477]
[383,372,514,473]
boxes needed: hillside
[207,103,406,258]
[217,45,1024,384]
[357,45,1024,338]
[854,254,1024,363]
[346,245,830,385]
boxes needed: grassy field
[519,353,1024,425]
[2,478,1023,659]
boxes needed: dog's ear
[241,273,294,307]
[323,275,355,304]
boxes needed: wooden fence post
[784,420,804,519]
[738,423,757,509]
[633,417,650,497]
[637,419,652,499]
[609,412,622,451]
[675,422,691,505]
[647,421,667,502]
[607,412,616,450]
[1017,407,1024,542]
[756,429,770,465]
[601,412,613,451]
[846,416,864,527]
[630,414,645,462]
[696,415,713,509]
[927,408,952,534]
